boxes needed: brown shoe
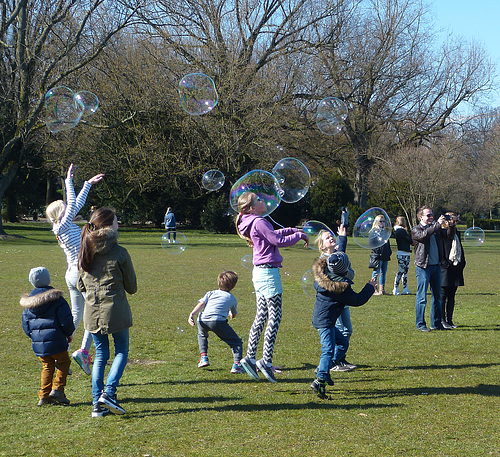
[37,397,53,406]
[49,389,70,405]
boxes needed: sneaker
[37,397,53,406]
[230,363,244,374]
[256,359,277,383]
[325,374,334,386]
[310,378,327,399]
[339,359,357,370]
[198,355,210,368]
[330,362,352,372]
[92,403,110,418]
[98,392,126,415]
[72,349,92,375]
[392,286,401,295]
[441,320,453,330]
[240,356,259,380]
[49,389,70,405]
[402,286,411,295]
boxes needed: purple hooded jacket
[238,214,307,267]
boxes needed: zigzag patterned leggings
[246,293,282,365]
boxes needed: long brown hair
[235,192,257,247]
[78,207,116,272]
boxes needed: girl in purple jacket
[235,192,308,382]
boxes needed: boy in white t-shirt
[188,271,243,373]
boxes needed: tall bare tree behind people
[0,0,141,235]
[310,0,496,208]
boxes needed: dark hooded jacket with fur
[20,287,75,356]
[312,257,375,329]
[78,227,137,335]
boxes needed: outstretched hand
[337,224,347,237]
[88,173,105,185]
[368,277,377,290]
[66,163,75,180]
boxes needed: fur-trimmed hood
[312,257,350,294]
[20,287,64,309]
[92,227,118,255]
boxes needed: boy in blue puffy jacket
[21,267,75,406]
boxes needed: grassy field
[0,222,499,457]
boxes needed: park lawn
[0,223,499,457]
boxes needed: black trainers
[98,392,126,415]
[240,356,259,381]
[310,378,327,399]
[325,374,334,386]
[340,359,357,370]
[256,359,277,383]
[92,403,110,417]
[49,389,70,405]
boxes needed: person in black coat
[438,212,466,328]
[21,267,75,406]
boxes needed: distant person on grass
[164,207,176,243]
[188,271,244,374]
[45,163,104,375]
[311,253,376,399]
[78,207,137,417]
[21,267,75,406]
[392,216,413,295]
[236,191,309,383]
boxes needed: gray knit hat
[29,267,51,288]
[327,252,350,276]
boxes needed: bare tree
[0,0,140,235]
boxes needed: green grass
[1,223,499,457]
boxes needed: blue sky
[431,0,500,108]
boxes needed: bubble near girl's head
[202,169,225,191]
[302,221,335,251]
[44,86,84,133]
[178,73,219,116]
[353,207,392,249]
[464,227,485,247]
[272,157,311,203]
[229,170,282,217]
[316,97,348,135]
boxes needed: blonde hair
[46,200,67,225]
[315,229,331,253]
[395,216,407,229]
[235,192,258,247]
[218,271,238,292]
[371,214,386,230]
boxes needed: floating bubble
[272,158,311,203]
[464,227,485,247]
[178,73,219,115]
[353,207,392,249]
[241,254,253,269]
[44,86,84,133]
[302,270,316,298]
[202,169,225,191]
[74,91,99,116]
[302,220,335,251]
[316,97,348,135]
[229,170,282,217]
[161,232,187,254]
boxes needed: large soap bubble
[316,97,348,135]
[302,270,315,298]
[302,220,335,251]
[202,169,225,191]
[45,86,84,133]
[74,91,99,116]
[464,227,485,247]
[241,254,253,269]
[229,170,282,217]
[353,207,392,249]
[161,232,187,254]
[178,73,219,115]
[272,157,311,203]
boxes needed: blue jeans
[317,326,349,381]
[91,328,129,404]
[334,306,352,362]
[371,260,389,286]
[415,265,442,329]
[197,319,243,363]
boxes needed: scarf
[449,234,462,266]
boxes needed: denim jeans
[371,260,389,286]
[335,306,352,340]
[415,264,442,329]
[91,328,129,404]
[198,319,243,363]
[317,326,349,381]
[65,264,92,352]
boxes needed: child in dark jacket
[311,252,376,399]
[20,267,75,406]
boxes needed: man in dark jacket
[411,206,450,332]
[21,267,75,406]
